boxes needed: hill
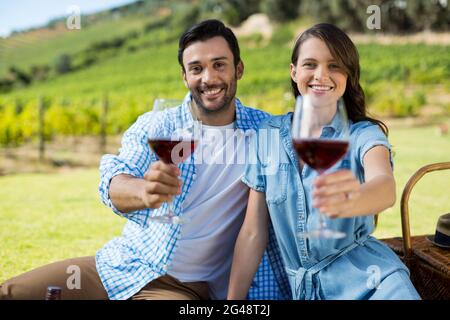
[0,2,449,147]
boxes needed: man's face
[182,36,243,114]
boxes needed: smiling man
[181,35,242,125]
[0,19,287,300]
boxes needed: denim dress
[242,113,420,300]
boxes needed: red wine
[148,138,197,164]
[293,138,349,173]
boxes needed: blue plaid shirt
[96,93,289,300]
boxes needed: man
[0,19,286,300]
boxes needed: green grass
[374,124,450,239]
[1,124,449,282]
[0,169,124,282]
[0,15,150,76]
[2,40,449,147]
[1,25,449,109]
[1,18,449,147]
[3,40,449,102]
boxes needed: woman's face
[291,37,348,108]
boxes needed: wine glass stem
[318,210,327,229]
[317,171,327,230]
[168,199,174,217]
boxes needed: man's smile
[200,86,225,99]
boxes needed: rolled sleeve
[242,164,266,192]
[98,112,159,226]
[356,123,393,169]
[241,132,266,192]
[99,155,145,214]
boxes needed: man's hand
[140,161,182,209]
[109,161,182,213]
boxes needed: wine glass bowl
[291,95,349,239]
[146,98,199,224]
[292,139,349,175]
[148,139,197,165]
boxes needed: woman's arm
[312,145,396,218]
[227,189,270,300]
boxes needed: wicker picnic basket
[381,162,450,300]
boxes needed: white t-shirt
[166,122,250,299]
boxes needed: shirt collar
[321,111,355,138]
[321,112,341,138]
[268,110,351,138]
[180,92,195,128]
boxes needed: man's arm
[99,111,180,218]
[228,189,269,300]
[109,162,181,213]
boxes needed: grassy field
[0,14,151,77]
[1,40,449,147]
[1,123,449,282]
[1,13,449,153]
[374,122,450,239]
[2,40,448,107]
[0,169,123,283]
[1,20,449,147]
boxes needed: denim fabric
[243,113,420,300]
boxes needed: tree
[55,54,72,74]
[261,0,301,22]
[8,66,31,85]
[30,65,51,81]
[220,0,262,26]
[406,0,450,32]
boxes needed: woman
[227,23,420,300]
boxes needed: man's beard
[191,79,237,115]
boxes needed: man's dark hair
[178,19,241,70]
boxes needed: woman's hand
[312,169,361,218]
[312,146,396,219]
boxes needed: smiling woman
[289,22,388,135]
[227,23,421,301]
[290,37,348,109]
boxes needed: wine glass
[147,98,199,224]
[291,94,349,239]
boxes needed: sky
[0,0,138,37]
